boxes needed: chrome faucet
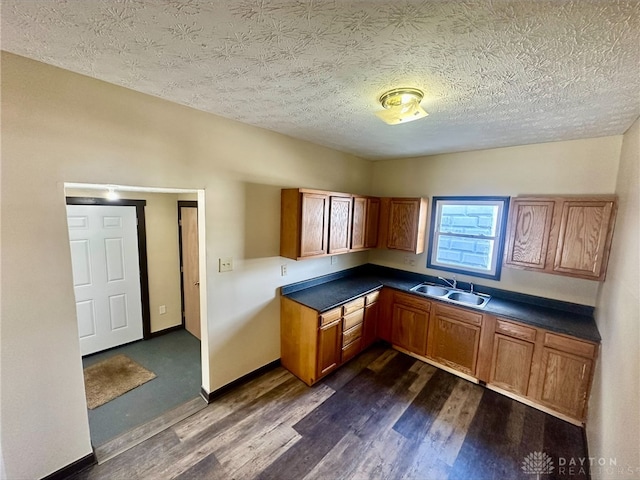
[438,276,457,289]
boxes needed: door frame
[177,200,198,333]
[65,197,152,340]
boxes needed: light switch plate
[219,257,233,272]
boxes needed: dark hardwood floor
[70,345,589,480]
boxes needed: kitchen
[1,2,638,479]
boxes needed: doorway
[179,201,200,339]
[66,199,150,354]
[64,183,209,452]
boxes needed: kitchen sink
[447,291,487,306]
[410,283,491,309]
[411,284,450,297]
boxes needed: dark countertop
[281,265,601,343]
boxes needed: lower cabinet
[376,288,394,342]
[282,286,598,424]
[428,304,482,377]
[486,318,597,423]
[490,334,534,396]
[341,304,364,363]
[489,319,537,396]
[391,292,430,355]
[533,332,596,420]
[281,289,380,386]
[362,292,380,348]
[317,318,342,378]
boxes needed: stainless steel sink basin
[411,284,450,297]
[447,291,487,306]
[410,283,491,309]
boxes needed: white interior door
[67,205,143,355]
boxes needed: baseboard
[41,451,96,480]
[150,325,184,338]
[200,359,281,403]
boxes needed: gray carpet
[82,329,201,446]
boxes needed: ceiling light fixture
[106,185,119,201]
[376,87,428,125]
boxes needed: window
[427,196,510,280]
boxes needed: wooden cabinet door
[489,334,534,396]
[300,192,329,257]
[376,288,393,342]
[317,319,342,378]
[504,199,555,270]
[537,347,592,420]
[364,197,380,248]
[431,311,481,376]
[351,196,367,250]
[553,200,615,279]
[328,196,352,254]
[362,301,379,348]
[387,198,420,251]
[391,303,429,355]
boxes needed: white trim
[430,198,506,277]
[64,182,199,194]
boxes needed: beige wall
[370,137,622,305]
[587,117,640,479]
[0,52,371,480]
[65,188,187,333]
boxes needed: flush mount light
[106,185,119,201]
[376,87,428,125]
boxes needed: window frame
[426,196,510,280]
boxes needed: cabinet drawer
[343,323,363,347]
[394,292,431,312]
[496,318,537,342]
[343,309,364,331]
[342,338,361,363]
[319,307,342,327]
[544,332,596,358]
[434,303,482,326]
[343,297,365,315]
[365,290,380,305]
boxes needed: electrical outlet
[331,256,338,265]
[219,257,233,272]
[159,305,166,315]
[409,259,416,266]
[281,264,287,276]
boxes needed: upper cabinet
[281,189,330,259]
[351,196,381,251]
[504,199,555,270]
[328,195,353,254]
[281,189,381,260]
[350,196,367,250]
[383,197,429,254]
[281,188,427,260]
[364,197,381,248]
[503,196,616,281]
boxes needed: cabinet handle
[194,281,200,286]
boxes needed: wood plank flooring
[71,346,589,480]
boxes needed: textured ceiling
[2,0,639,159]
